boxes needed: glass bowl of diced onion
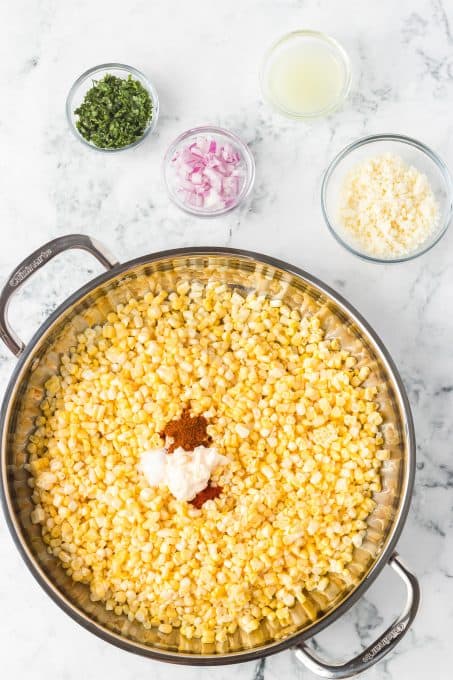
[321,133,453,263]
[163,126,255,217]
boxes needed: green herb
[74,73,153,149]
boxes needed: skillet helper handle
[0,234,118,357]
[293,553,420,679]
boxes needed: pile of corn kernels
[27,280,387,643]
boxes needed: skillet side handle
[293,553,420,679]
[0,234,118,357]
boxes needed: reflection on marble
[1,0,453,678]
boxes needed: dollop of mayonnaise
[140,446,228,502]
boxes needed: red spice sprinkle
[161,408,222,507]
[161,407,212,453]
[190,484,223,509]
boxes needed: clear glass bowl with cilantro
[67,63,159,151]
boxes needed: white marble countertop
[1,0,453,677]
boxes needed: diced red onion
[171,135,245,212]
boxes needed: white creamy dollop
[140,446,228,502]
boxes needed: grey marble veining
[1,0,453,678]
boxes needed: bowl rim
[0,245,415,665]
[162,125,256,217]
[66,62,159,152]
[321,132,453,263]
[260,29,352,119]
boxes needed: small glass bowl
[321,134,453,263]
[66,63,159,152]
[163,126,255,217]
[260,30,351,119]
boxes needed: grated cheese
[338,153,439,258]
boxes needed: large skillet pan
[0,235,419,678]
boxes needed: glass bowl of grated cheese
[321,134,453,263]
